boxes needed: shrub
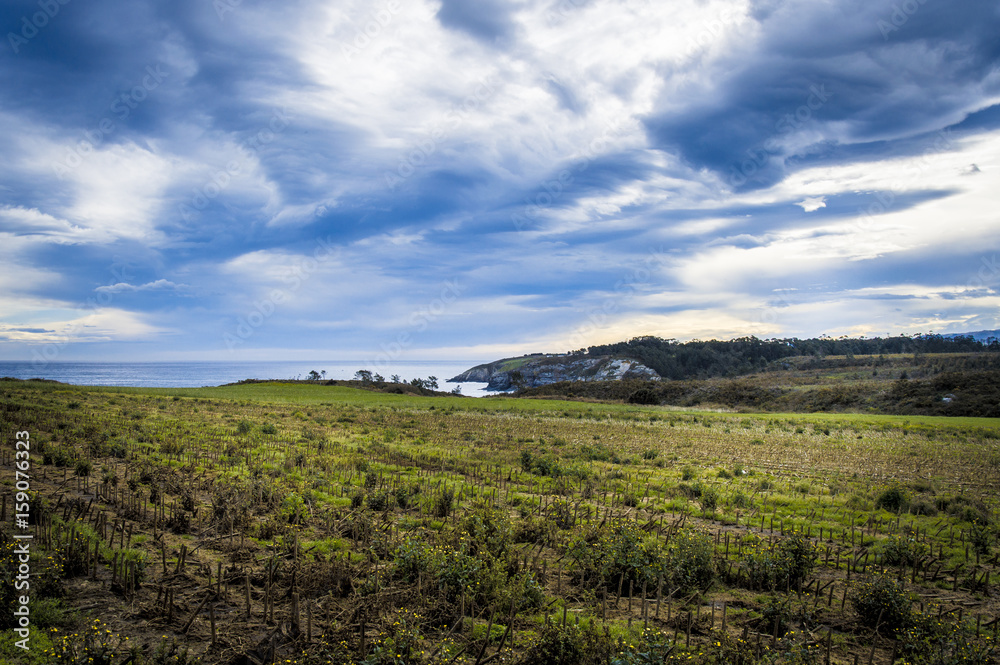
[75,459,92,477]
[681,466,696,481]
[898,609,995,665]
[700,487,719,513]
[521,622,614,665]
[739,534,815,591]
[876,535,927,568]
[460,499,513,558]
[666,529,715,592]
[566,520,668,592]
[366,490,391,512]
[970,521,993,555]
[851,573,911,634]
[435,487,455,518]
[875,485,909,513]
[627,388,659,405]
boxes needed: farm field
[2,379,999,664]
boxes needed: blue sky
[1,0,999,365]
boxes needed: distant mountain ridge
[944,329,1000,343]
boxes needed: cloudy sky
[1,0,999,365]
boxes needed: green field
[1,379,998,664]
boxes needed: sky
[1,0,999,367]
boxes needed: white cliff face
[449,355,660,391]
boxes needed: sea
[0,360,493,397]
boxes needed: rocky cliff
[449,354,660,391]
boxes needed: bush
[366,490,391,512]
[520,622,614,665]
[875,485,909,513]
[700,487,719,513]
[738,534,815,591]
[435,487,455,518]
[75,459,92,477]
[460,499,513,558]
[665,529,715,592]
[851,573,911,634]
[627,389,659,405]
[566,520,668,592]
[876,535,927,567]
[898,610,995,665]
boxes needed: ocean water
[0,360,492,397]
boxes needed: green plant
[361,609,423,665]
[700,486,719,512]
[665,528,715,592]
[738,534,815,591]
[521,622,614,665]
[435,487,455,518]
[876,534,928,567]
[875,484,909,513]
[851,572,911,634]
[898,608,994,664]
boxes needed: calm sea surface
[0,360,492,397]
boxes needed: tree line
[581,333,999,380]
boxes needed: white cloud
[796,196,826,212]
[94,280,186,294]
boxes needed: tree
[354,370,373,384]
[373,373,385,383]
[410,378,426,389]
[308,370,321,381]
[426,376,439,390]
[390,374,401,384]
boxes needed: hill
[516,352,1000,417]
[448,353,659,390]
